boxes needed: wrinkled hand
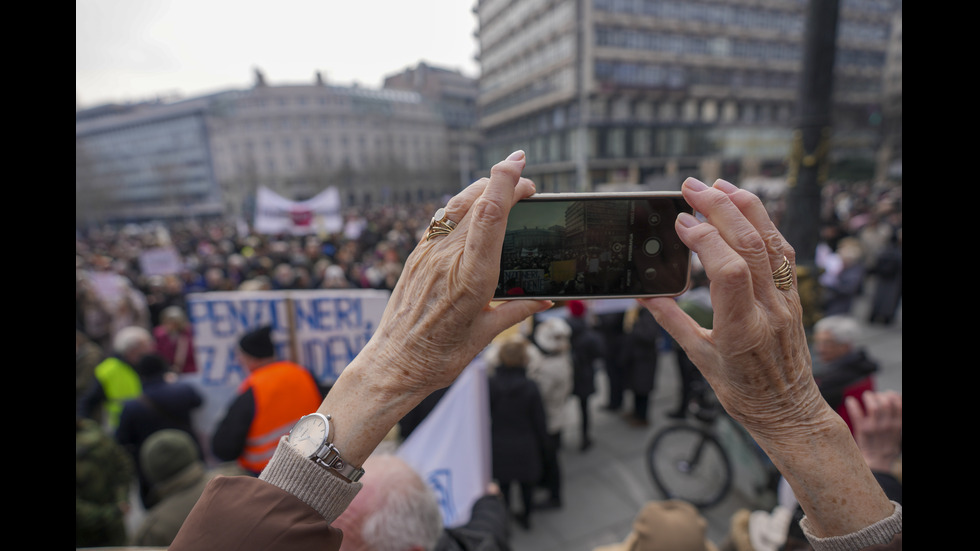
[845,390,902,473]
[363,151,552,398]
[640,178,828,445]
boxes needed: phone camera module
[642,237,663,256]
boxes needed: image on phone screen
[494,194,693,300]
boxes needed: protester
[595,308,628,412]
[166,160,899,550]
[527,316,573,510]
[620,307,661,427]
[210,325,324,474]
[153,305,197,373]
[331,453,512,550]
[565,299,605,451]
[812,315,879,434]
[116,353,204,508]
[77,325,155,431]
[820,237,866,317]
[668,268,713,419]
[76,416,133,548]
[488,336,550,529]
[867,227,902,325]
[76,329,105,408]
[133,429,247,547]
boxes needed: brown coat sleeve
[170,475,344,551]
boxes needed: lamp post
[784,0,840,327]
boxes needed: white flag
[396,355,492,527]
[254,186,343,235]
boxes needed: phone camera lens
[648,213,661,225]
[643,237,662,256]
[644,267,658,280]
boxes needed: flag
[254,186,343,235]
[396,355,492,527]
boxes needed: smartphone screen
[494,192,693,300]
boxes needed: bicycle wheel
[646,424,733,508]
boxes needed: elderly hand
[845,390,902,473]
[358,151,552,398]
[641,178,895,539]
[640,178,827,442]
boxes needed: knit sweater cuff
[259,437,362,523]
[801,501,902,551]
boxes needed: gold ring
[426,207,457,241]
[772,256,794,290]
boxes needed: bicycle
[646,386,780,509]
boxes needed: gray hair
[361,468,443,551]
[814,315,861,346]
[113,326,152,355]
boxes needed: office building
[474,0,902,192]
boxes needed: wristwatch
[287,412,365,483]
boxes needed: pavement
[508,289,902,551]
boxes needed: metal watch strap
[314,443,365,483]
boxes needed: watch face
[289,414,328,457]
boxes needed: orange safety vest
[237,361,323,474]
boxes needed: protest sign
[138,246,183,276]
[184,288,389,452]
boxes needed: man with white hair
[812,315,879,434]
[332,454,511,551]
[77,326,156,431]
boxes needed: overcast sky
[76,0,481,108]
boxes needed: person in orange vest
[211,325,324,475]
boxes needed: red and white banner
[254,186,343,235]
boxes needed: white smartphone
[494,192,693,300]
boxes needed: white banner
[185,289,389,459]
[254,186,343,235]
[397,356,492,528]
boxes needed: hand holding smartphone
[494,192,693,300]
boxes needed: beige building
[474,0,901,192]
[210,70,457,219]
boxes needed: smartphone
[494,192,693,300]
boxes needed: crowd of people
[76,165,901,549]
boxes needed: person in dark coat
[620,308,661,427]
[487,337,549,530]
[116,353,204,509]
[595,309,628,411]
[868,227,902,325]
[565,300,605,451]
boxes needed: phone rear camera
[644,267,658,280]
[643,237,662,256]
[649,213,662,225]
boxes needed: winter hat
[594,500,718,551]
[567,300,586,318]
[533,317,572,354]
[136,353,169,380]
[239,325,275,358]
[140,429,199,485]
